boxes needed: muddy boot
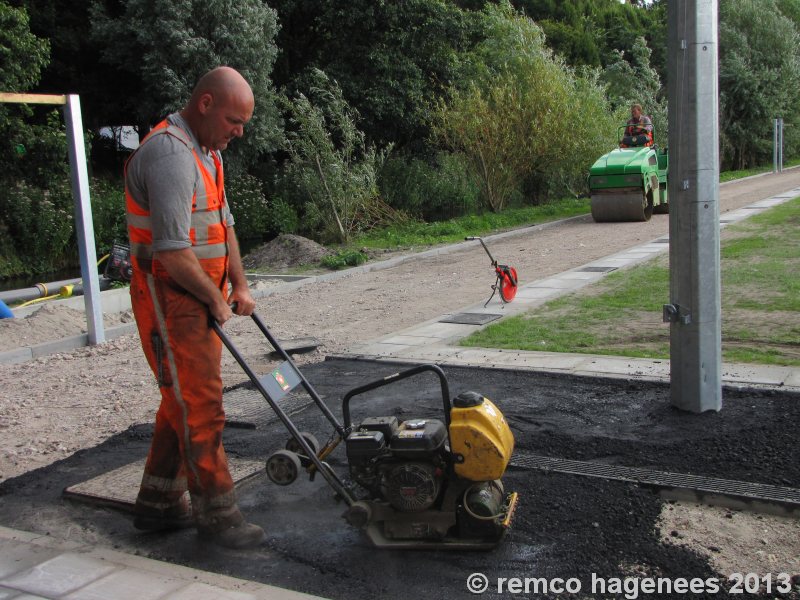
[133,493,193,532]
[196,506,265,549]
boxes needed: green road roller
[588,125,668,222]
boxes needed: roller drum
[590,190,652,222]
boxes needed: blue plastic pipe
[0,299,13,319]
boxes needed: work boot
[196,507,265,549]
[133,494,193,532]
[199,520,266,549]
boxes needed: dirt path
[1,171,799,586]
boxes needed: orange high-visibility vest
[125,120,229,276]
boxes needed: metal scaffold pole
[64,94,105,344]
[665,1,722,412]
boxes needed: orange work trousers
[130,267,238,525]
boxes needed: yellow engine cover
[449,393,514,481]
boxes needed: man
[125,66,263,549]
[624,103,653,147]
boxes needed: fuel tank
[449,392,514,481]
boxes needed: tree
[600,35,667,142]
[719,0,800,169]
[89,0,282,176]
[281,70,392,244]
[434,2,617,211]
[0,1,49,93]
[270,0,481,150]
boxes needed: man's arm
[153,248,233,324]
[226,226,256,316]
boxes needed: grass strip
[460,198,800,367]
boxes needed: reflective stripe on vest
[125,120,228,272]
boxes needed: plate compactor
[213,311,519,550]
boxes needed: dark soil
[0,359,798,600]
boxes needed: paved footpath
[2,175,799,599]
[336,184,800,393]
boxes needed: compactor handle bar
[213,305,347,439]
[210,307,355,505]
[341,364,452,433]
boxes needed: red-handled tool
[465,237,518,306]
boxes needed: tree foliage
[0,1,49,92]
[434,2,617,212]
[89,0,282,176]
[719,0,800,169]
[600,35,667,142]
[270,0,481,150]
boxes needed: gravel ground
[1,170,800,597]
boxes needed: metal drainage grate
[439,313,503,326]
[511,453,800,517]
[578,266,618,273]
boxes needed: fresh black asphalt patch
[0,358,798,599]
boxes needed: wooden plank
[0,92,66,105]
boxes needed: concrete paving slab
[0,542,60,580]
[29,335,89,358]
[3,592,47,600]
[379,335,437,347]
[343,342,409,358]
[621,251,660,260]
[583,258,638,269]
[514,287,562,300]
[723,209,756,221]
[720,364,793,387]
[1,553,118,598]
[159,582,257,600]
[570,355,665,377]
[397,321,479,340]
[558,271,606,281]
[784,370,800,388]
[61,568,185,600]
[0,348,32,366]
[529,277,589,290]
[749,198,790,208]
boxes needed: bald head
[181,66,255,152]
[190,66,254,108]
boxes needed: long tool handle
[249,311,347,438]
[211,316,355,506]
[465,236,496,266]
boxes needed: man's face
[200,91,254,151]
[631,106,642,121]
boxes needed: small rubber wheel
[500,267,518,303]
[266,449,302,486]
[285,432,320,458]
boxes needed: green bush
[226,173,270,243]
[265,197,299,237]
[90,177,128,257]
[320,249,369,270]
[0,179,74,275]
[379,152,480,221]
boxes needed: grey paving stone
[62,568,185,600]
[167,582,257,600]
[0,541,61,579]
[1,553,118,598]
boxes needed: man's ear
[197,93,214,115]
